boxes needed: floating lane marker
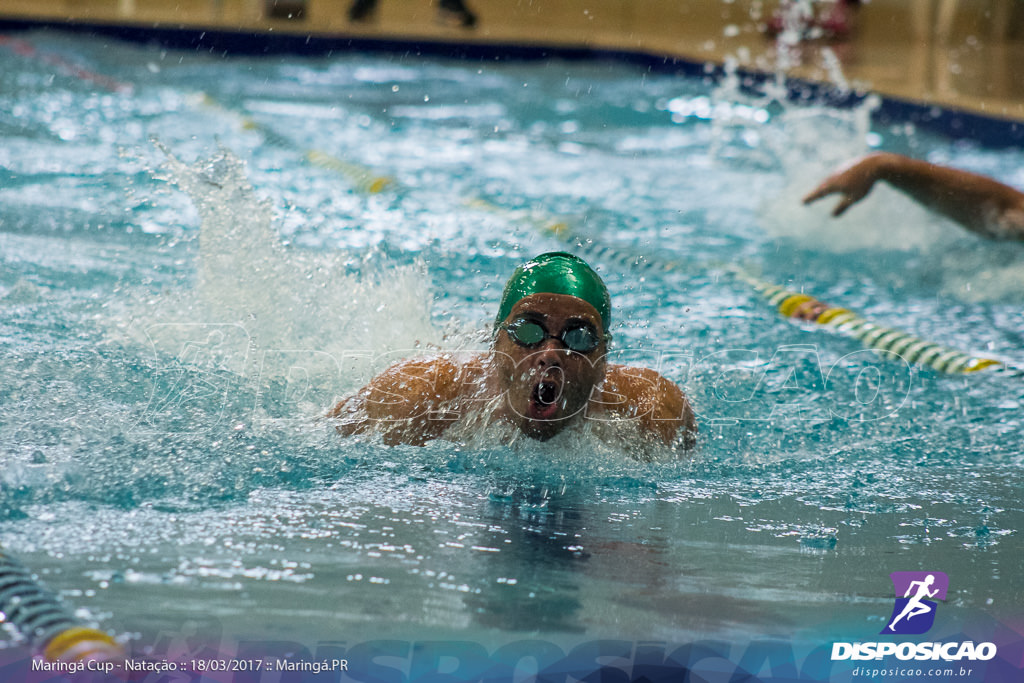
[0,34,133,94]
[463,197,572,240]
[463,196,680,274]
[304,149,394,194]
[0,37,393,194]
[0,34,397,195]
[0,549,123,662]
[3,33,1009,378]
[200,94,395,194]
[475,194,1016,377]
[732,268,1018,376]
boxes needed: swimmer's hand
[802,153,888,217]
[805,153,1024,240]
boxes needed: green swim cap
[495,252,611,331]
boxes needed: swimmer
[804,152,1024,241]
[328,252,696,448]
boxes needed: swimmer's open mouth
[528,379,561,420]
[535,380,558,405]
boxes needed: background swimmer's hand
[802,153,890,217]
[806,152,1024,240]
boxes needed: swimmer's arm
[603,365,697,447]
[327,357,467,446]
[803,153,1024,241]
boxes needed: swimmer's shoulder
[363,352,487,402]
[328,352,488,444]
[602,364,686,411]
[602,364,696,445]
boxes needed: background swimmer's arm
[327,357,467,446]
[604,365,697,447]
[803,153,1024,241]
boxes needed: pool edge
[1,16,1022,149]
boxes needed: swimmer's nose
[533,339,565,367]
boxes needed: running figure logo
[882,571,949,635]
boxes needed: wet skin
[329,293,695,447]
[486,293,608,440]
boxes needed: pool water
[1,29,1022,671]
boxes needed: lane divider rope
[465,196,1019,377]
[3,32,1015,377]
[0,35,391,194]
[0,34,133,94]
[729,267,1020,376]
[199,94,395,194]
[0,550,123,662]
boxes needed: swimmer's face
[491,293,608,441]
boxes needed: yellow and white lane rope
[463,196,684,274]
[467,196,1018,377]
[463,197,573,241]
[198,93,395,194]
[0,549,123,663]
[0,35,393,195]
[724,268,1020,376]
[5,33,1010,378]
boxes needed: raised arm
[803,152,1024,241]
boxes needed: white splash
[125,144,445,403]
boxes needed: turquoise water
[1,30,1022,659]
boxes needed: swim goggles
[500,317,608,354]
